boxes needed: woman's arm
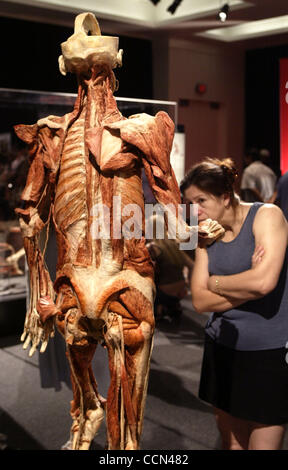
[208,205,288,299]
[191,247,246,313]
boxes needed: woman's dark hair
[180,157,239,205]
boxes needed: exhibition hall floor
[0,296,287,451]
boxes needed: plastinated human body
[15,13,223,450]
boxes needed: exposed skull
[58,12,123,76]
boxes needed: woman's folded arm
[207,205,288,300]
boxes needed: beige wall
[153,38,245,185]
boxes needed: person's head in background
[180,157,240,226]
[259,148,271,165]
[259,147,281,179]
[244,147,259,168]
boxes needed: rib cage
[54,106,88,257]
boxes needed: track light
[218,3,229,22]
[167,0,182,15]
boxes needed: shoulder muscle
[253,204,288,250]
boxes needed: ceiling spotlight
[167,0,183,15]
[150,0,161,5]
[218,3,229,22]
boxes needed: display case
[0,88,179,302]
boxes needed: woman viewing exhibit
[180,158,288,450]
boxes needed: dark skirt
[199,333,288,425]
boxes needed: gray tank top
[206,202,288,351]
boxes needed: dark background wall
[1,16,288,176]
[245,44,288,174]
[0,16,153,98]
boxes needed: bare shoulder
[256,203,285,221]
[254,204,287,232]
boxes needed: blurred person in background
[146,214,194,321]
[274,170,288,220]
[240,147,277,203]
[259,148,281,181]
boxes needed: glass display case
[0,88,178,302]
